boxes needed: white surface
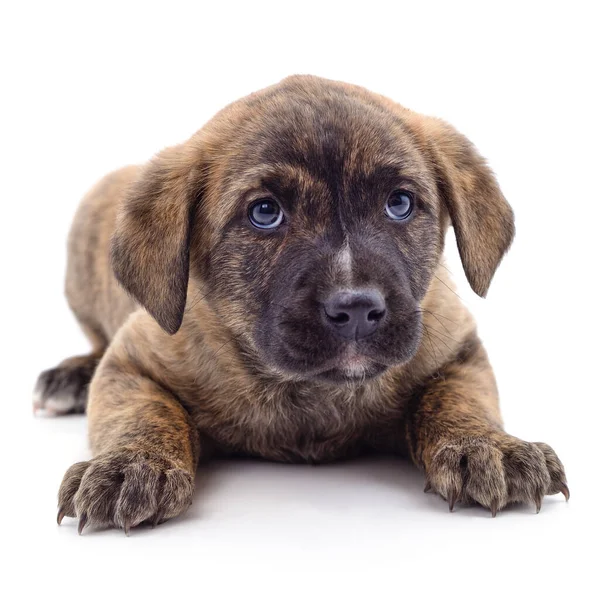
[1,1,598,592]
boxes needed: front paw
[425,435,568,516]
[57,450,194,534]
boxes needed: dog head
[111,75,514,383]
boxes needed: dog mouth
[303,347,388,384]
[313,363,387,384]
[257,308,422,384]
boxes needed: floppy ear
[420,117,515,297]
[111,146,202,334]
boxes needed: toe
[73,459,124,527]
[157,469,194,520]
[58,461,91,519]
[428,443,465,505]
[462,442,507,510]
[503,440,550,506]
[534,442,569,498]
[114,462,161,528]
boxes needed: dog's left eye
[248,199,284,229]
[385,191,414,221]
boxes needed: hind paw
[34,355,100,415]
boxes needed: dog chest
[195,384,398,463]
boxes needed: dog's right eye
[248,199,284,229]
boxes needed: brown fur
[36,75,567,533]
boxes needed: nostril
[328,311,350,324]
[367,308,385,322]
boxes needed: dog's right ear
[111,145,204,335]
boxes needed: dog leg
[57,347,201,534]
[402,333,568,515]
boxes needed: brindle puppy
[35,75,568,534]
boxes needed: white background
[1,1,598,592]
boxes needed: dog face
[111,76,514,383]
[203,92,444,382]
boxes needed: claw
[559,482,570,502]
[124,522,131,537]
[534,492,543,514]
[490,501,498,518]
[77,514,87,535]
[448,491,457,512]
[57,508,65,526]
[424,479,432,494]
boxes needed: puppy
[35,75,568,533]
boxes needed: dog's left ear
[414,116,515,297]
[111,144,204,335]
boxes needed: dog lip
[313,349,384,382]
[335,344,371,368]
[313,363,387,384]
[338,354,370,375]
[268,348,382,382]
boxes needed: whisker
[418,308,459,325]
[422,324,452,352]
[422,325,439,370]
[424,312,453,338]
[422,323,461,344]
[268,300,295,314]
[440,263,454,276]
[212,336,238,359]
[433,274,464,303]
[187,282,223,311]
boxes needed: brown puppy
[35,75,568,533]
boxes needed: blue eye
[248,198,284,229]
[385,191,414,220]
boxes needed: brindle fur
[36,75,568,533]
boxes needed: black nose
[323,289,386,340]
